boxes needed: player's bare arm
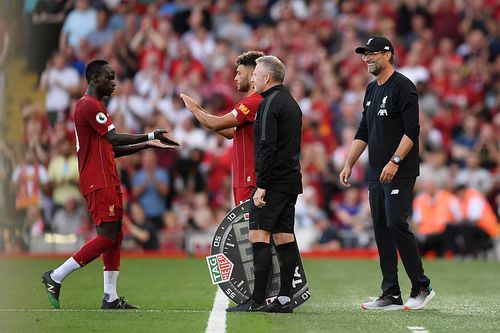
[180,93,240,133]
[104,128,179,147]
[113,139,177,158]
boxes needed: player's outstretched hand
[179,93,200,112]
[148,139,178,149]
[153,129,180,146]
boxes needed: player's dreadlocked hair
[235,51,265,68]
[85,60,109,84]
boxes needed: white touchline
[0,309,205,313]
[407,326,429,333]
[205,288,229,333]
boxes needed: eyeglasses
[361,51,385,60]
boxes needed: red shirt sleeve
[84,99,115,136]
[233,94,262,124]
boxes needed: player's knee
[273,233,295,245]
[96,220,122,241]
[249,229,271,243]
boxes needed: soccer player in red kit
[41,60,179,309]
[180,51,264,205]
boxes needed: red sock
[73,235,115,267]
[103,230,123,271]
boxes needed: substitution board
[206,201,311,308]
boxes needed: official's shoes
[41,270,61,309]
[361,293,403,310]
[404,287,435,310]
[226,298,266,312]
[265,298,293,313]
[101,296,139,309]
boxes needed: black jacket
[354,71,420,180]
[254,85,303,194]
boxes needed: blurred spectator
[169,41,205,85]
[444,184,499,256]
[159,210,185,251]
[398,49,429,85]
[11,148,49,213]
[47,136,80,212]
[333,186,372,248]
[123,202,159,251]
[191,192,216,232]
[242,0,273,29]
[0,18,10,117]
[430,0,461,43]
[412,180,462,256]
[473,123,499,170]
[294,175,324,250]
[172,117,207,155]
[107,78,152,132]
[417,148,451,191]
[156,94,191,129]
[182,7,216,64]
[59,0,97,51]
[0,135,15,251]
[21,101,50,164]
[30,0,67,75]
[85,7,114,52]
[111,30,139,80]
[21,205,45,249]
[129,15,166,71]
[451,114,480,165]
[39,51,80,128]
[131,150,169,229]
[455,151,494,195]
[133,52,169,101]
[216,8,252,48]
[51,198,85,234]
[172,148,206,197]
[310,217,342,252]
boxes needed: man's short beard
[238,80,250,92]
[369,63,382,76]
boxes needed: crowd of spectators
[0,0,498,255]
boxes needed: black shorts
[249,190,297,233]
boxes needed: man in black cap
[340,36,435,310]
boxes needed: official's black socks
[276,241,299,298]
[251,242,272,304]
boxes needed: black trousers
[369,178,430,294]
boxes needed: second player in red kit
[42,60,179,310]
[180,51,264,205]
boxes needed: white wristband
[147,132,155,140]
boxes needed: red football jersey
[231,93,263,188]
[74,94,120,196]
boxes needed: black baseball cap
[355,37,394,54]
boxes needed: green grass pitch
[1,257,499,333]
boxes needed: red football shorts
[84,186,123,226]
[233,187,255,206]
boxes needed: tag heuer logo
[243,213,250,221]
[206,253,234,285]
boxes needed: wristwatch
[391,154,401,165]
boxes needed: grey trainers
[361,293,403,310]
[265,298,293,313]
[404,286,435,310]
